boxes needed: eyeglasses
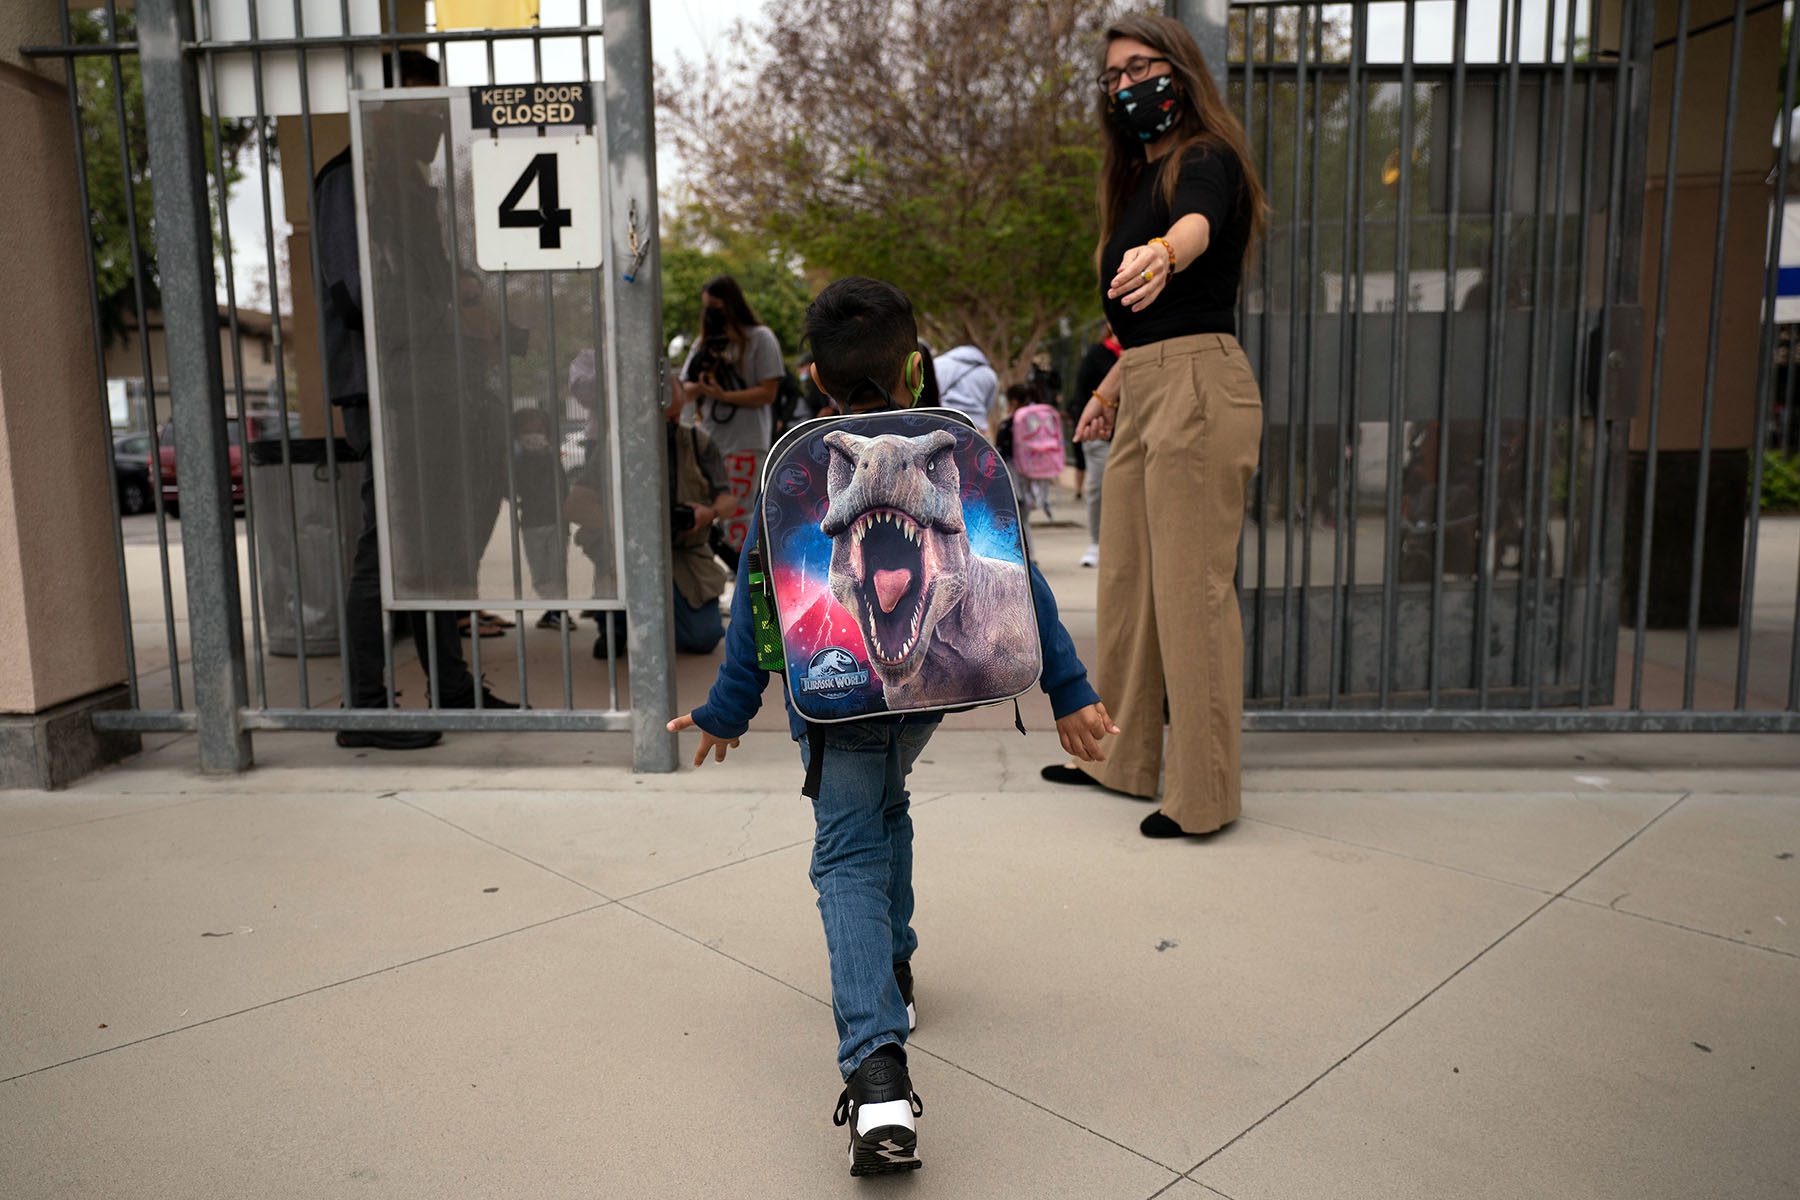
[1097,55,1170,93]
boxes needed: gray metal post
[136,0,252,771]
[603,0,678,772]
[1167,0,1229,95]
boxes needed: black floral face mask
[1109,73,1181,143]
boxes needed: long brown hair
[698,274,762,351]
[1096,13,1267,257]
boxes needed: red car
[155,413,301,517]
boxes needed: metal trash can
[248,438,363,657]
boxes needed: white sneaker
[1079,544,1099,568]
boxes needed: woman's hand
[1108,242,1173,312]
[694,371,723,401]
[1074,395,1115,443]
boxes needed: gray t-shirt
[683,324,782,460]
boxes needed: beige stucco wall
[0,8,130,713]
[0,0,64,78]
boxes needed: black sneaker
[442,680,521,710]
[894,961,916,1032]
[334,729,442,751]
[833,1048,923,1177]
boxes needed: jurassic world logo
[797,646,870,698]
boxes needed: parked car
[154,412,303,517]
[112,432,154,515]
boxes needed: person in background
[931,342,999,439]
[315,48,514,750]
[1044,13,1267,840]
[997,381,1056,524]
[509,407,570,631]
[1071,324,1123,568]
[563,368,737,656]
[680,275,782,552]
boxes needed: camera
[682,335,732,384]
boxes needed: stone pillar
[1614,0,1783,628]
[0,0,140,787]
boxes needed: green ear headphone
[906,350,925,405]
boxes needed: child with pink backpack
[998,381,1066,522]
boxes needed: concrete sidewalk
[3,727,1797,1199]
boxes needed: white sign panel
[470,135,603,272]
[197,0,383,117]
[1773,197,1800,325]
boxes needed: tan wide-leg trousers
[1080,332,1262,833]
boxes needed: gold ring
[1142,268,1155,283]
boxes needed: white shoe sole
[848,1100,920,1176]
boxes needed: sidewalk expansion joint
[1239,815,1558,897]
[1182,791,1695,1177]
[902,1041,1183,1176]
[609,791,951,905]
[1559,894,1799,961]
[614,900,1182,1175]
[393,794,616,902]
[1170,1180,1238,1200]
[0,794,214,842]
[0,899,616,1087]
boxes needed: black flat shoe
[1137,813,1238,841]
[1040,763,1102,786]
[1140,810,1227,839]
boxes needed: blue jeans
[800,720,935,1078]
[674,590,723,654]
[599,588,723,655]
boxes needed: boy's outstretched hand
[1056,702,1121,763]
[666,712,739,766]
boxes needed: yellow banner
[435,0,539,31]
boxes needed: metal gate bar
[31,0,674,767]
[1222,0,1799,730]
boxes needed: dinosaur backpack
[754,408,1043,723]
[1010,403,1066,480]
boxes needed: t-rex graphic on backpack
[820,429,1038,710]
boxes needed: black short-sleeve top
[1101,143,1249,349]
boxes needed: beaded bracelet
[1093,390,1118,411]
[1148,236,1178,272]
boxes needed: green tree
[659,208,813,359]
[659,0,1122,382]
[73,9,258,342]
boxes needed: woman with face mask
[1041,13,1268,840]
[679,275,784,552]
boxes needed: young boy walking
[668,277,1118,1177]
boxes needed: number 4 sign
[470,134,603,272]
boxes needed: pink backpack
[1011,404,1066,480]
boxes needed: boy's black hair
[803,277,919,408]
